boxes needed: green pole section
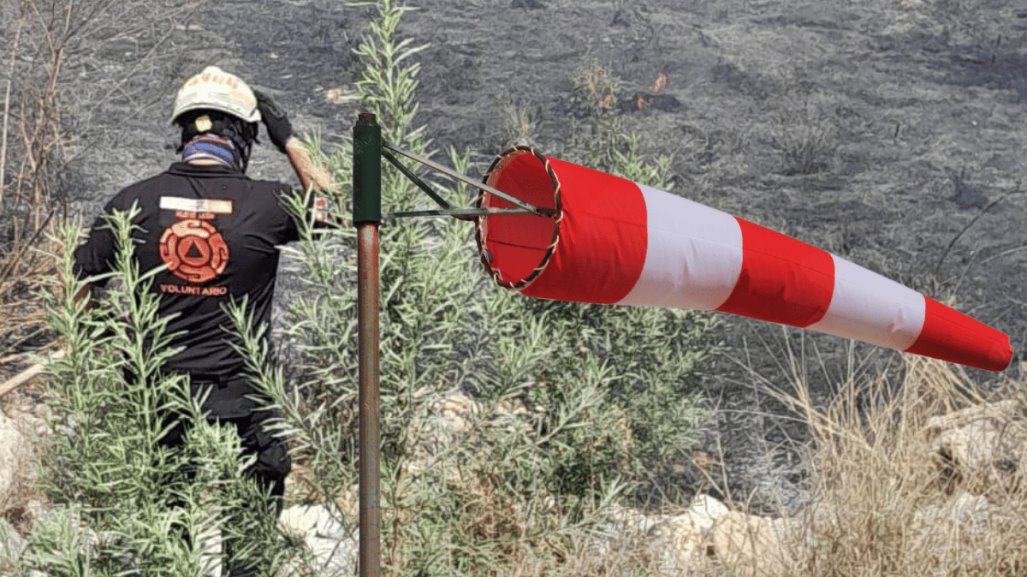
[354,111,382,577]
[354,112,382,224]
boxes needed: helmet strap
[178,112,258,172]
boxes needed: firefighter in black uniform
[73,66,333,575]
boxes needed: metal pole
[353,112,382,577]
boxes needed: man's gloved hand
[254,90,294,153]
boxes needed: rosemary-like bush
[7,211,293,576]
[228,2,716,575]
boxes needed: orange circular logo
[159,219,229,283]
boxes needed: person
[72,65,333,575]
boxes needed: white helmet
[171,66,261,125]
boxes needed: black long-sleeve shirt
[74,162,301,378]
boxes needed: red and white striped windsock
[474,148,1013,372]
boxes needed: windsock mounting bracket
[380,141,557,222]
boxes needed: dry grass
[423,357,1027,577]
[0,0,196,361]
[746,356,1027,577]
[0,2,70,359]
[500,104,542,149]
[768,91,838,176]
[570,50,621,118]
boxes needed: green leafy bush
[229,2,718,575]
[9,211,292,576]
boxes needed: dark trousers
[159,409,292,501]
[160,375,292,576]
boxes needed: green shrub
[9,211,293,576]
[230,2,717,575]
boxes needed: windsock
[474,147,1013,372]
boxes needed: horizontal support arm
[383,207,538,222]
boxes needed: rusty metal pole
[353,111,382,577]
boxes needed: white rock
[925,401,1027,488]
[279,505,356,575]
[430,391,477,436]
[910,492,992,570]
[588,505,665,560]
[642,495,728,575]
[915,492,989,530]
[0,410,28,510]
[705,511,800,577]
[687,494,730,532]
[405,391,486,479]
[280,505,334,537]
[1,517,23,563]
[21,500,48,526]
[604,505,666,534]
[646,513,705,575]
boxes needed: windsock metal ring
[474,148,1014,372]
[475,146,563,291]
